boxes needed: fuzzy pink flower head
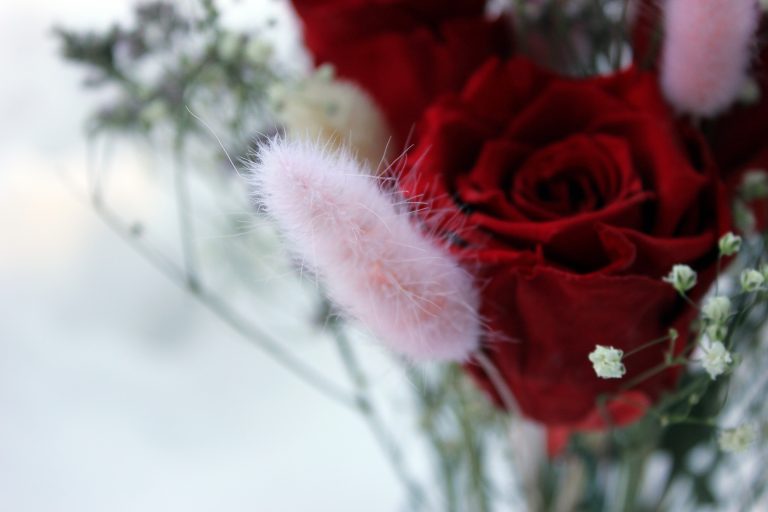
[250,137,481,362]
[660,0,759,117]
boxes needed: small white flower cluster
[718,232,742,256]
[740,169,768,200]
[702,295,731,343]
[663,264,697,294]
[718,423,758,453]
[588,345,625,379]
[740,268,766,292]
[700,338,733,380]
[702,296,731,325]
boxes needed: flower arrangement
[58,0,768,509]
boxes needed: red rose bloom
[399,58,731,434]
[290,0,512,145]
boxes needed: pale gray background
[0,1,408,510]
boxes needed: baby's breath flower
[718,232,742,256]
[668,327,679,341]
[702,296,731,324]
[701,340,732,379]
[740,269,765,292]
[741,169,768,200]
[663,264,697,294]
[588,345,625,379]
[718,424,758,453]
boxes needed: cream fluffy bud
[660,0,760,117]
[269,67,393,169]
[251,138,481,361]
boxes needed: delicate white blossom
[663,265,697,293]
[740,269,765,292]
[588,345,626,379]
[741,169,768,200]
[718,424,758,453]
[700,340,732,379]
[718,232,742,256]
[702,296,731,324]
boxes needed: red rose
[399,58,731,433]
[290,0,512,145]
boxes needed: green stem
[172,136,200,291]
[624,333,673,359]
[71,191,357,409]
[452,372,491,512]
[330,328,429,511]
[616,452,646,512]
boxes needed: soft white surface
[0,1,403,511]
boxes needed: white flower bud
[702,296,731,324]
[740,269,765,292]
[700,340,732,379]
[718,424,757,453]
[668,328,679,341]
[718,232,742,256]
[663,264,697,293]
[741,169,768,200]
[588,345,626,379]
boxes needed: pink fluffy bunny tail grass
[250,137,481,362]
[660,0,759,117]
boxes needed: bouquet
[58,0,768,509]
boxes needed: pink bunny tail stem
[660,0,759,117]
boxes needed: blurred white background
[0,1,406,510]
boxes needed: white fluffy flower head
[700,340,732,380]
[589,345,626,379]
[702,296,731,325]
[740,269,765,292]
[663,264,697,293]
[718,424,758,453]
[741,169,768,200]
[718,232,742,256]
